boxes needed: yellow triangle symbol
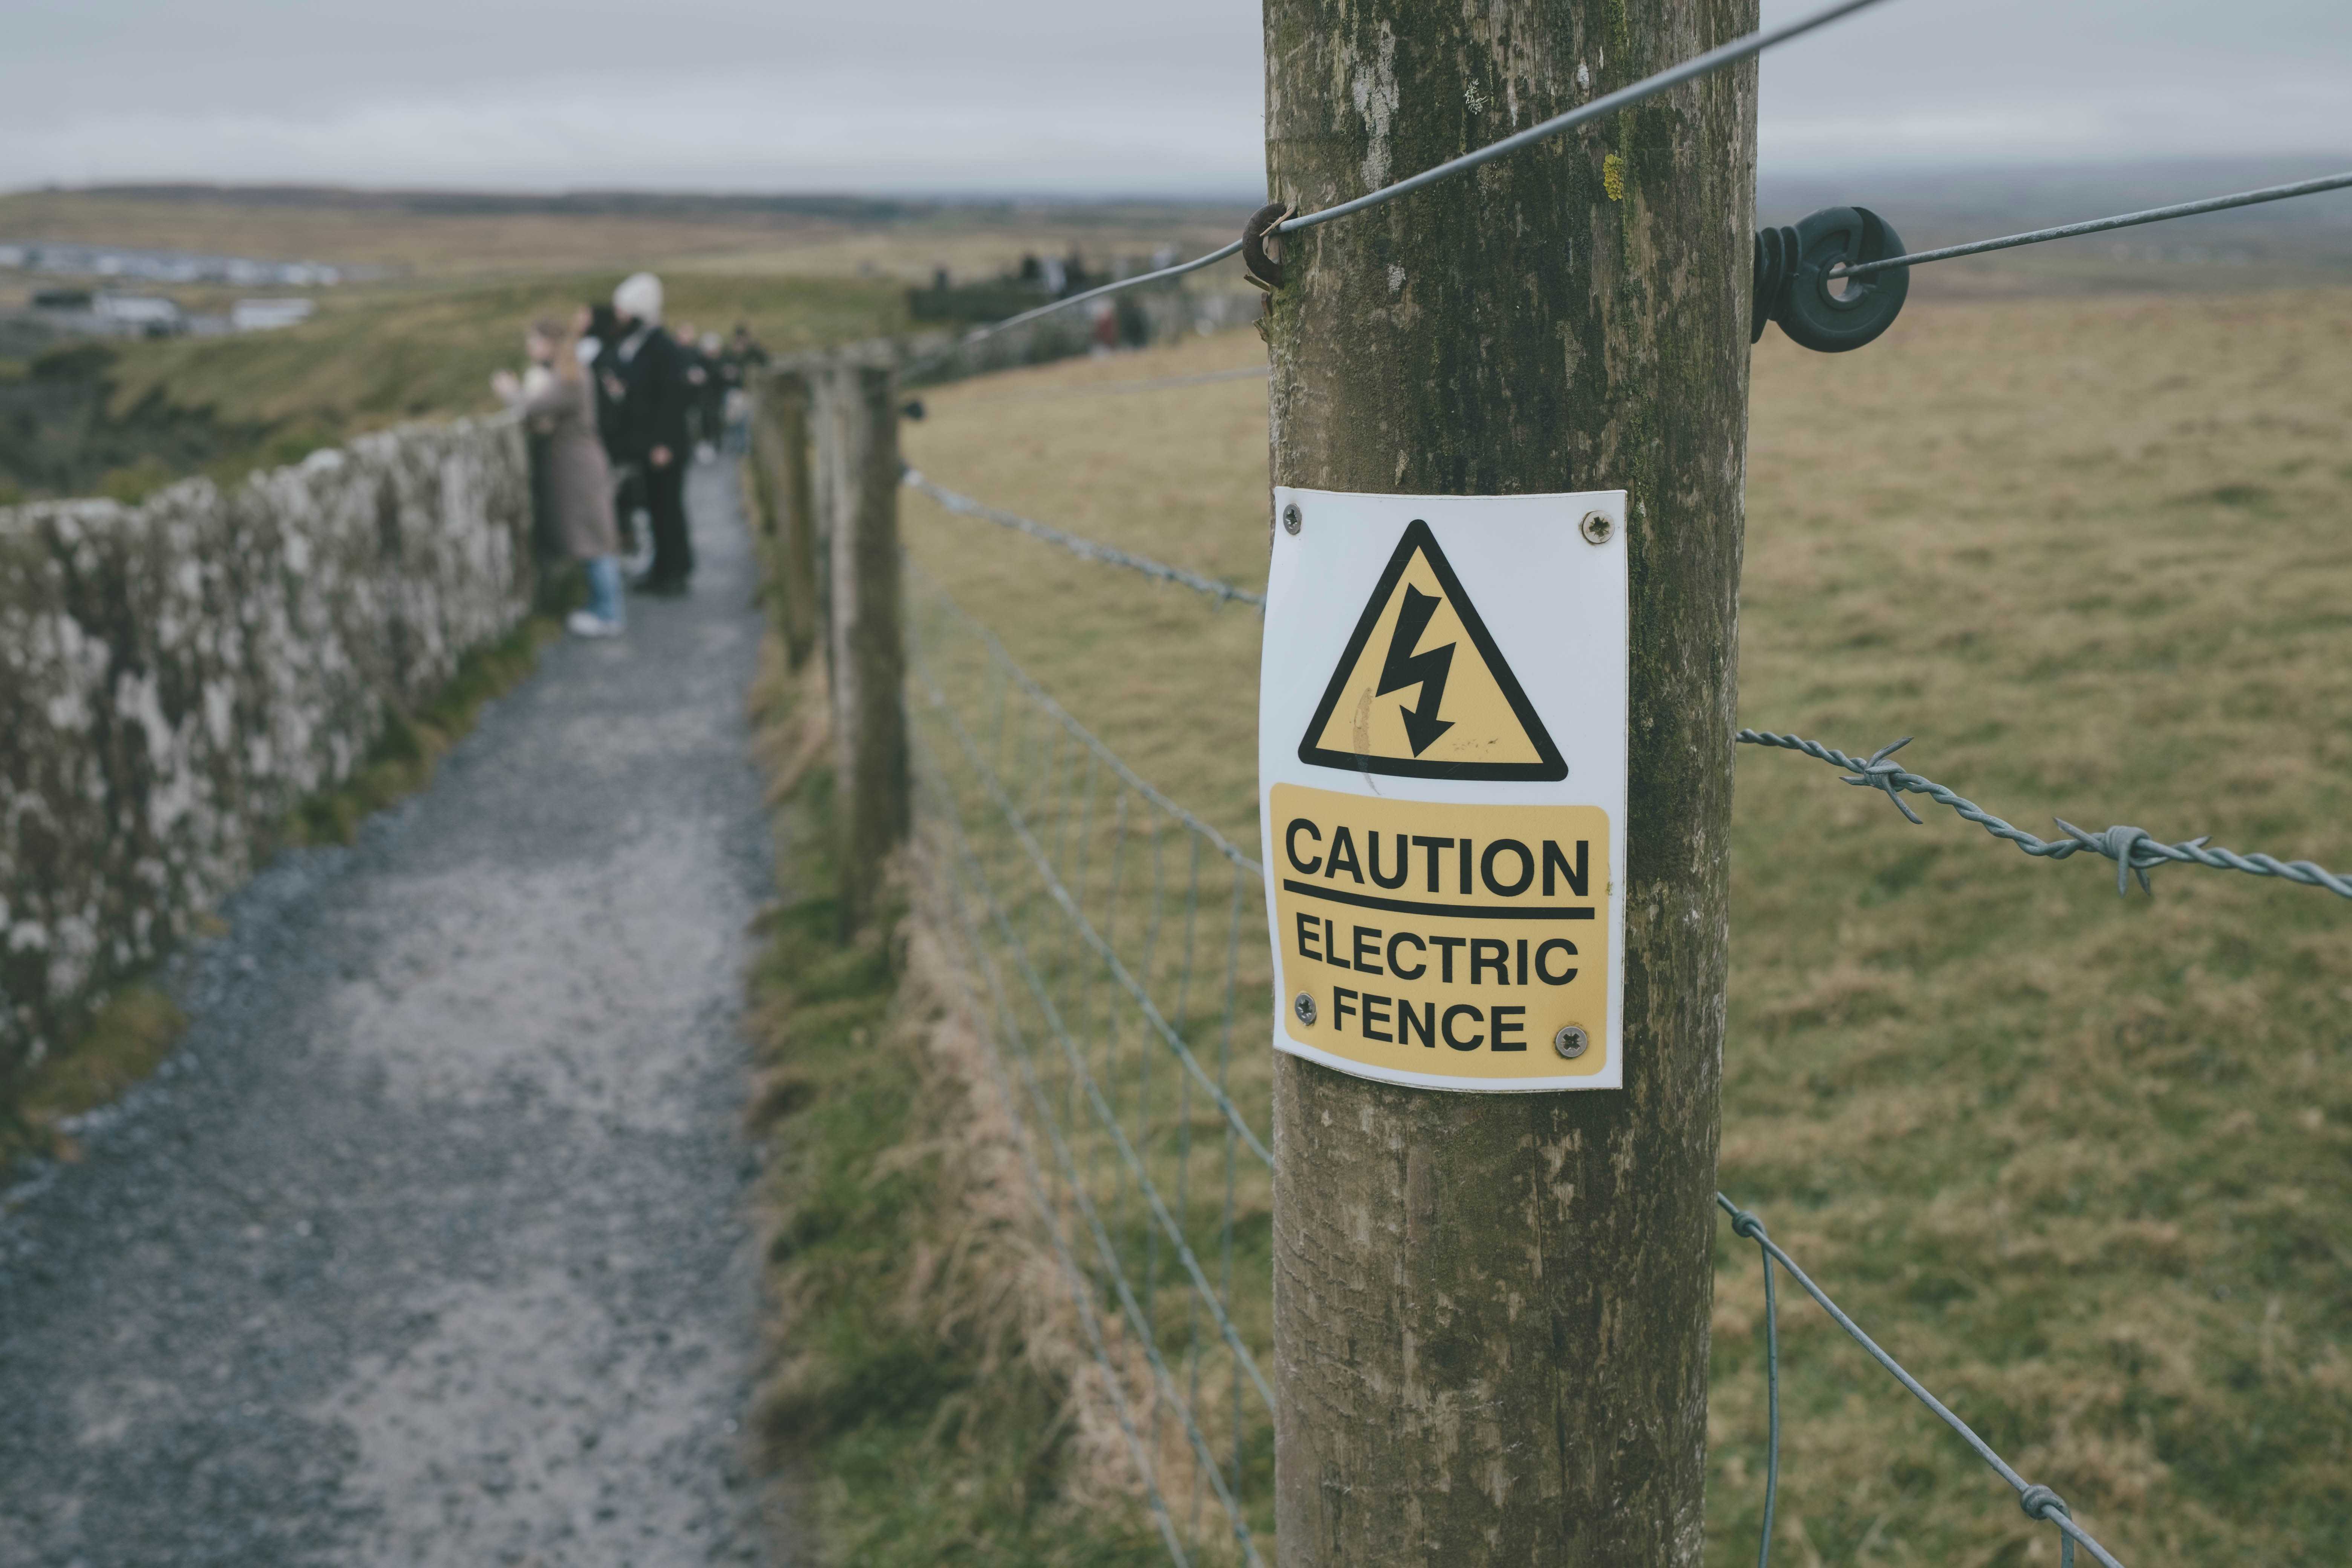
[1298,519,1566,781]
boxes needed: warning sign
[1298,519,1565,781]
[1259,488,1628,1092]
[1272,785,1609,1080]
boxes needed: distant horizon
[8,151,2350,212]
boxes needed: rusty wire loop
[905,470,1267,612]
[1737,729,2352,900]
[1717,1197,2116,1568]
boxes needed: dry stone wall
[0,417,534,1105]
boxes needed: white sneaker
[567,609,623,639]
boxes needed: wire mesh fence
[905,562,1277,1561]
[893,517,2143,1567]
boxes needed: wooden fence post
[756,369,822,671]
[1262,1,1753,1561]
[818,360,912,935]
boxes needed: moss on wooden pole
[757,369,822,672]
[1262,1,1755,1560]
[822,362,911,935]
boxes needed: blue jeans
[584,555,624,628]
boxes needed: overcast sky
[3,0,2344,197]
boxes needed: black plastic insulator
[1752,206,1909,354]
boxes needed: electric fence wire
[911,623,1282,1359]
[1738,729,2352,899]
[891,535,2352,902]
[891,509,2352,904]
[1273,0,1897,235]
[905,469,1268,612]
[908,563,1269,1152]
[913,240,1246,369]
[1838,170,2352,278]
[926,791,1268,1566]
[1717,1196,2124,1568]
[894,555,2175,1564]
[907,569,1275,1560]
[929,849,1201,1567]
[965,364,1270,404]
[911,0,1900,371]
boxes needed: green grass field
[891,291,2352,1563]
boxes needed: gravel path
[0,461,786,1567]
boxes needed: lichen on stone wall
[0,416,533,1100]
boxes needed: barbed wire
[1738,729,2352,899]
[1717,1195,2125,1568]
[904,469,1268,613]
[1839,170,2352,279]
[897,530,2184,1562]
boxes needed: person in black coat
[609,273,694,593]
[582,302,642,556]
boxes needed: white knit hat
[613,272,663,324]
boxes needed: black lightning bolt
[1375,585,1455,756]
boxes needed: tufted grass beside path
[742,646,1171,1565]
[893,293,2352,1564]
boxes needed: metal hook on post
[1241,202,1295,293]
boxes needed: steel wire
[912,639,1279,1413]
[904,0,1896,355]
[1738,729,2352,899]
[911,240,1246,372]
[1276,0,1896,235]
[900,557,2193,1562]
[906,470,1267,612]
[914,665,1270,1165]
[1839,170,2352,279]
[1717,1196,2122,1568]
[911,560,1265,872]
[968,364,1270,404]
[933,801,1269,1566]
[922,772,1261,1564]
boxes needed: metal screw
[1293,992,1317,1025]
[1579,511,1614,545]
[1553,1024,1589,1059]
[1282,502,1303,535]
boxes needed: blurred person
[512,328,560,561]
[699,331,729,457]
[583,301,644,560]
[610,272,694,594]
[672,319,709,456]
[493,317,625,637]
[728,323,768,371]
[722,324,767,454]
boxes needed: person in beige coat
[495,318,625,636]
